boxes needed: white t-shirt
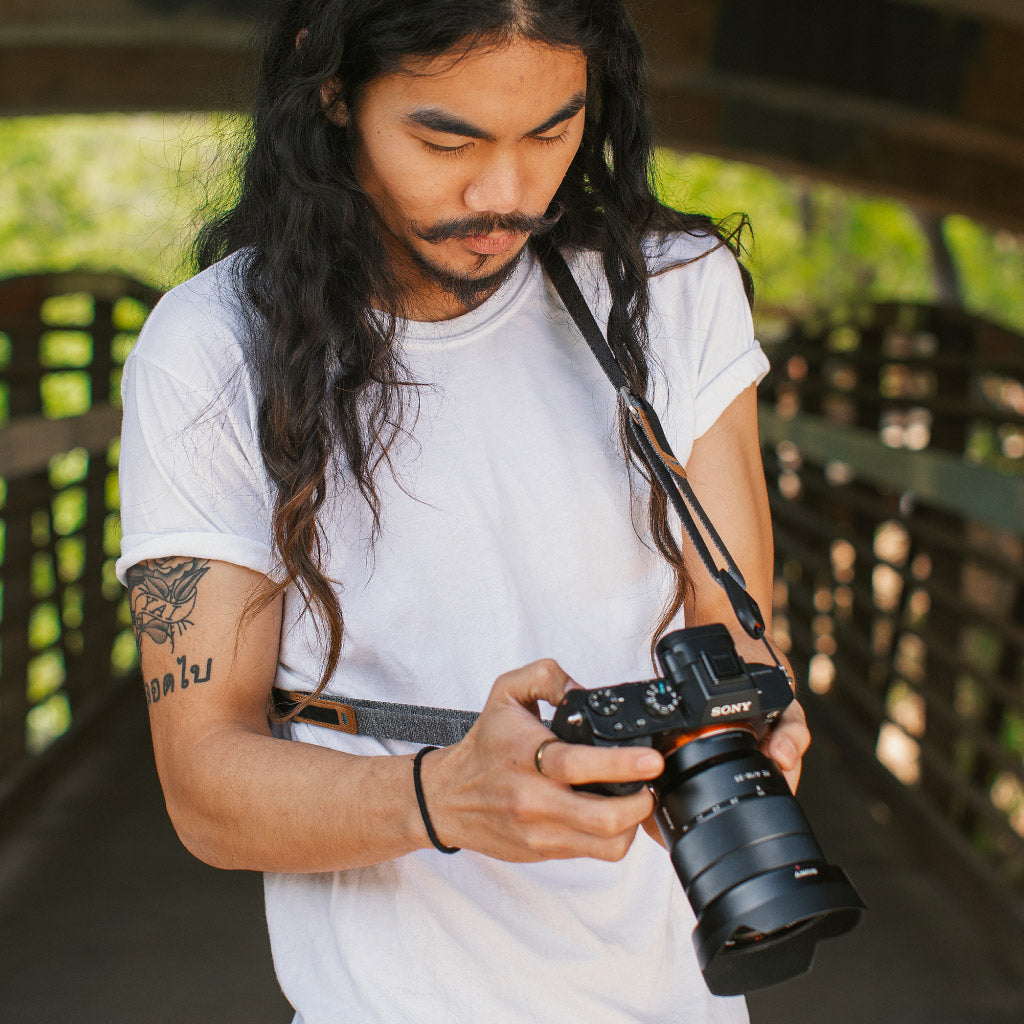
[117,234,767,1024]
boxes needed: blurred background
[0,1,1022,1022]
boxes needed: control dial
[643,681,681,717]
[587,688,623,716]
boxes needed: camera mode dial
[587,688,623,717]
[643,682,681,717]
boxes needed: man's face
[348,37,587,320]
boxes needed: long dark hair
[195,0,753,700]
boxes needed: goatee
[406,245,527,311]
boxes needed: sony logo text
[710,700,753,717]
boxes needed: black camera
[552,623,865,996]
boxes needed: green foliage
[49,448,89,489]
[28,602,60,651]
[26,691,71,755]
[52,486,87,537]
[40,331,93,369]
[40,371,91,419]
[111,628,140,676]
[0,113,243,289]
[944,216,1024,331]
[41,292,94,327]
[656,151,1024,334]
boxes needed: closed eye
[422,139,472,155]
[533,129,570,146]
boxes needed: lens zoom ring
[664,794,815,886]
[685,832,825,911]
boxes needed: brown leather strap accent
[628,404,688,479]
[272,688,359,734]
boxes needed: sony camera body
[552,623,792,794]
[551,623,864,996]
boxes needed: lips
[459,231,520,256]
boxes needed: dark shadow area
[749,699,1024,1024]
[0,695,292,1024]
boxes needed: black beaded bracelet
[412,746,460,854]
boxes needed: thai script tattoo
[142,653,215,706]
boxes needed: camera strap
[532,236,779,654]
[271,686,479,746]
[273,239,784,743]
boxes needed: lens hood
[695,862,865,995]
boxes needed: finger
[537,739,663,786]
[766,702,811,773]
[761,704,809,794]
[516,819,643,864]
[777,760,802,794]
[572,789,657,852]
[767,734,800,773]
[530,786,656,856]
[491,658,576,712]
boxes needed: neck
[390,245,527,323]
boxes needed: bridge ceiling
[1,0,1022,229]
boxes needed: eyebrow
[403,91,587,142]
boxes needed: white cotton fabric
[117,234,767,1024]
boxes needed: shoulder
[121,254,259,431]
[643,231,750,334]
[562,230,745,299]
[552,230,750,345]
[645,231,746,292]
[128,254,249,383]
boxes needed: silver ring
[534,738,558,778]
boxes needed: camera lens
[653,729,864,996]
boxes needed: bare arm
[680,384,811,791]
[129,558,665,873]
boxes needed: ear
[295,28,309,49]
[321,78,349,126]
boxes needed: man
[118,1,809,1021]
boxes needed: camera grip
[551,692,655,796]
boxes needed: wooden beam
[0,406,123,479]
[0,7,254,115]
[0,41,254,114]
[631,0,1024,229]
[649,85,1024,231]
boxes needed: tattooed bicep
[126,556,212,651]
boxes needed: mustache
[412,204,563,245]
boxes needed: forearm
[131,561,662,874]
[156,659,668,873]
[157,722,428,873]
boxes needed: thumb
[490,658,577,713]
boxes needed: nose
[463,150,525,215]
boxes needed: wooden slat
[0,406,122,478]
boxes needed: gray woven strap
[272,687,480,747]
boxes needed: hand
[761,698,810,793]
[423,659,665,863]
[732,644,809,794]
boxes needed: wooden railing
[0,272,159,825]
[759,301,1024,911]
